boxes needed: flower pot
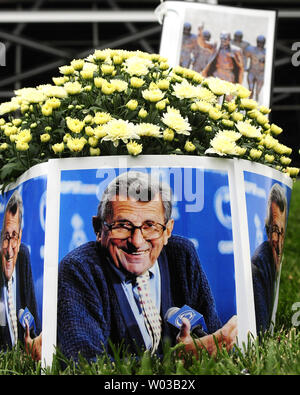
[0,155,293,365]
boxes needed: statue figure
[245,35,266,101]
[180,22,197,69]
[191,25,216,73]
[202,32,244,84]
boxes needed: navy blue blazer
[57,235,221,361]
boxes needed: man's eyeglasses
[2,232,19,249]
[103,220,166,240]
[270,225,284,240]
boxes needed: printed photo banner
[0,156,293,367]
[155,1,277,106]
[0,163,48,355]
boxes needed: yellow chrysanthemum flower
[40,133,51,143]
[126,140,143,156]
[163,128,175,142]
[249,148,263,159]
[15,141,29,151]
[172,80,199,99]
[236,121,262,139]
[205,77,236,96]
[142,88,165,103]
[66,117,85,134]
[206,134,238,156]
[124,56,153,76]
[184,141,196,152]
[161,106,191,135]
[136,123,162,138]
[64,81,82,95]
[93,112,112,125]
[67,137,87,152]
[101,119,140,147]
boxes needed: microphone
[18,307,36,338]
[165,305,208,338]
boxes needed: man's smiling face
[1,209,22,281]
[99,195,173,276]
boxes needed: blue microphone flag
[167,305,207,332]
[19,307,36,332]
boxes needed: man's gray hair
[94,171,173,232]
[1,189,23,240]
[265,183,287,234]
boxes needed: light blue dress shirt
[110,261,161,350]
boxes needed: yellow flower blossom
[286,167,299,177]
[236,121,262,138]
[59,65,75,75]
[138,108,148,119]
[240,98,258,110]
[142,88,165,103]
[90,147,101,156]
[280,156,291,165]
[64,81,82,95]
[265,154,275,163]
[0,143,9,151]
[205,77,236,96]
[130,77,145,88]
[101,82,115,95]
[70,59,84,70]
[52,77,67,86]
[93,112,112,125]
[235,84,251,98]
[67,137,87,152]
[15,141,29,151]
[172,80,199,99]
[184,141,196,152]
[124,56,152,76]
[206,134,238,156]
[249,148,262,159]
[88,136,98,147]
[126,100,138,111]
[41,105,52,117]
[156,79,170,90]
[161,106,191,135]
[101,64,115,75]
[40,133,51,143]
[101,119,140,147]
[136,123,162,138]
[110,79,128,92]
[80,69,94,79]
[163,128,174,142]
[16,129,32,143]
[270,123,283,135]
[66,117,85,134]
[126,140,143,156]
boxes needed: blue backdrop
[0,176,47,326]
[243,171,292,258]
[59,167,236,325]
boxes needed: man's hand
[24,322,42,361]
[176,315,238,358]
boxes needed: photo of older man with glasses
[57,170,237,362]
[0,190,42,359]
[251,183,287,333]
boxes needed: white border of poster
[41,155,251,367]
[234,159,293,334]
[155,1,277,107]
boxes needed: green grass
[0,181,299,375]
